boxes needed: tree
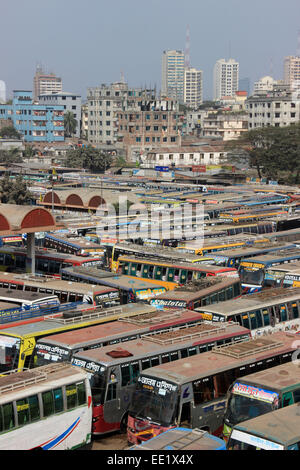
[0,126,21,139]
[0,174,32,204]
[64,111,77,137]
[23,145,37,159]
[0,147,22,163]
[225,123,300,183]
[65,146,112,173]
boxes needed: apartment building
[39,92,81,137]
[284,56,300,91]
[253,76,276,93]
[246,84,300,129]
[0,90,64,142]
[33,65,62,101]
[202,113,248,141]
[161,50,185,102]
[213,59,239,101]
[145,145,226,167]
[184,67,203,109]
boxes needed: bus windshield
[71,357,107,406]
[239,267,264,286]
[0,335,20,372]
[35,342,72,366]
[129,376,178,427]
[225,389,279,426]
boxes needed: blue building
[0,90,64,142]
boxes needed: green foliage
[65,146,112,173]
[64,111,77,137]
[23,145,37,158]
[0,126,21,139]
[0,147,22,163]
[0,174,32,204]
[226,123,300,183]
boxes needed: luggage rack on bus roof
[119,309,184,325]
[140,321,239,345]
[0,363,71,395]
[212,336,284,358]
[45,306,124,324]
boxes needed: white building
[213,59,239,101]
[161,50,185,102]
[202,113,248,141]
[184,67,203,109]
[144,145,226,167]
[284,56,300,91]
[254,76,276,93]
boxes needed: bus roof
[233,403,300,447]
[208,242,297,259]
[136,331,297,386]
[150,277,238,302]
[0,246,101,263]
[0,288,58,302]
[0,303,157,339]
[36,309,207,349]
[240,249,300,265]
[231,362,300,393]
[0,274,118,295]
[0,363,87,404]
[72,322,250,367]
[195,287,300,317]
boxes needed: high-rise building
[213,59,239,101]
[184,67,203,109]
[161,50,185,102]
[284,56,300,91]
[33,65,62,101]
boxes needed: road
[91,432,129,450]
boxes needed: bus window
[148,265,154,279]
[280,304,287,323]
[170,351,179,361]
[69,293,77,303]
[249,312,257,330]
[142,264,149,277]
[234,315,242,326]
[218,289,226,302]
[226,287,234,300]
[130,263,137,276]
[193,377,214,405]
[136,264,142,277]
[28,395,40,421]
[213,371,235,398]
[150,357,159,367]
[210,294,218,304]
[234,282,240,297]
[180,270,187,284]
[42,390,55,417]
[262,309,270,326]
[154,266,162,281]
[188,347,197,356]
[180,349,188,359]
[187,271,193,282]
[241,314,250,330]
[106,383,117,401]
[292,303,299,319]
[17,398,30,426]
[16,255,25,268]
[255,310,263,329]
[141,358,150,370]
[4,254,13,266]
[54,388,64,413]
[122,263,129,274]
[2,403,14,431]
[167,268,175,282]
[161,354,170,364]
[201,297,209,306]
[60,292,68,303]
[66,384,77,409]
[174,269,180,282]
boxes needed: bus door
[102,368,122,433]
[179,383,193,427]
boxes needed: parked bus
[0,287,59,309]
[239,249,300,293]
[218,210,288,224]
[43,233,105,257]
[61,266,176,303]
[70,322,250,436]
[195,287,300,337]
[227,404,300,450]
[109,242,216,273]
[0,246,103,276]
[0,363,92,450]
[129,427,226,451]
[264,261,300,288]
[127,331,298,444]
[175,235,269,256]
[117,256,239,286]
[150,277,242,310]
[265,227,300,243]
[203,221,276,238]
[223,361,300,442]
[0,273,120,307]
[34,309,224,367]
[0,303,157,372]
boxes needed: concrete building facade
[39,92,81,137]
[33,66,62,101]
[184,67,203,109]
[284,56,300,91]
[161,50,185,102]
[202,113,248,141]
[213,59,239,101]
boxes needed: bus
[203,221,276,238]
[0,363,92,450]
[264,261,300,288]
[195,287,300,337]
[0,273,120,307]
[0,246,103,276]
[150,277,242,310]
[175,235,269,256]
[126,331,298,445]
[218,210,289,224]
[43,233,105,257]
[34,309,231,367]
[223,361,300,442]
[61,266,177,303]
[70,322,250,436]
[0,303,157,372]
[227,404,300,450]
[117,256,239,286]
[0,287,59,310]
[129,427,226,451]
[239,249,300,293]
[110,242,216,273]
[264,227,300,243]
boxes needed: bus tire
[120,413,128,434]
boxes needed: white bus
[0,363,92,450]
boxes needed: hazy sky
[1,0,300,100]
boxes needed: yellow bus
[219,210,288,224]
[0,303,157,373]
[176,235,269,256]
